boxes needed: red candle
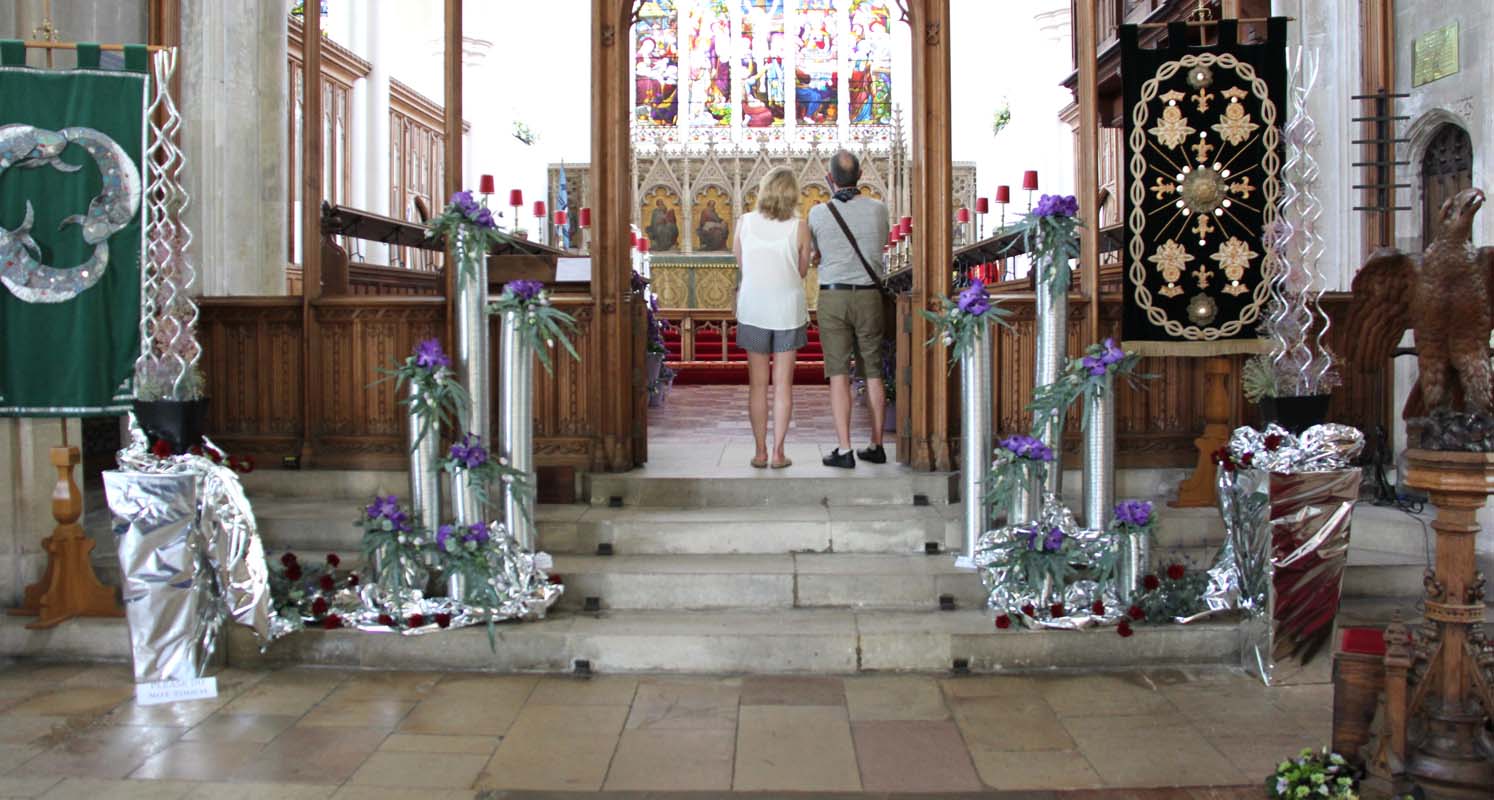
[629,230,638,247]
[899,216,913,236]
[975,197,990,215]
[533,200,546,218]
[1022,171,1039,191]
[508,189,524,207]
[888,231,898,247]
[957,207,971,223]
[578,207,592,228]
[995,185,1011,204]
[637,237,650,254]
[554,210,567,226]
[479,174,495,194]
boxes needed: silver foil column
[960,321,993,564]
[453,236,488,525]
[499,310,536,551]
[1032,262,1068,500]
[1082,374,1116,530]
[1009,476,1041,525]
[1117,530,1149,604]
[407,382,441,534]
[104,471,211,683]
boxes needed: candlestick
[1022,171,1038,212]
[479,174,495,196]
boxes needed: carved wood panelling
[199,298,305,458]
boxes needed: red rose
[347,573,359,587]
[1264,434,1283,451]
[1240,451,1254,467]
[995,614,1011,629]
[208,450,222,463]
[1166,563,1186,581]
[1020,603,1036,617]
[1142,574,1161,592]
[188,445,203,456]
[151,438,174,459]
[237,455,256,474]
[1050,603,1065,618]
[547,574,564,585]
[378,613,396,627]
[318,574,335,592]
[323,614,343,630]
[280,552,299,567]
[407,614,426,628]
[1091,600,1106,615]
[435,613,452,629]
[285,565,303,581]
[311,597,329,616]
[1117,620,1134,637]
[326,553,341,568]
[1127,605,1145,621]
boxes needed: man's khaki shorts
[818,289,884,380]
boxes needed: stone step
[549,553,986,611]
[586,471,957,507]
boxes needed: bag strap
[824,200,890,296]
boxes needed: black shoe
[857,444,887,464]
[822,448,856,469]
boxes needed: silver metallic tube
[1009,475,1041,525]
[960,321,993,563]
[407,381,441,533]
[499,309,536,551]
[1082,373,1115,530]
[453,236,488,524]
[1032,261,1067,499]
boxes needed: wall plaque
[1412,23,1459,88]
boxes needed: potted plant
[1243,348,1340,434]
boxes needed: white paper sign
[135,676,218,706]
[534,552,554,570]
[555,257,592,283]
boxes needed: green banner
[0,45,148,416]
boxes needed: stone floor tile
[733,705,860,792]
[182,782,336,800]
[966,749,1105,791]
[331,788,477,800]
[0,716,71,747]
[844,675,949,721]
[397,695,527,737]
[221,684,336,717]
[1204,730,1328,778]
[244,667,349,690]
[347,750,488,788]
[851,720,982,793]
[0,775,62,799]
[104,697,227,728]
[952,696,1075,752]
[5,686,133,718]
[601,729,734,791]
[229,725,387,785]
[55,666,135,689]
[11,725,184,780]
[35,777,195,800]
[0,743,45,773]
[526,676,638,706]
[181,713,299,744]
[475,705,628,791]
[1061,715,1250,787]
[1035,672,1176,718]
[739,675,846,706]
[940,675,1043,700]
[130,740,265,781]
[624,677,741,731]
[378,733,499,755]
[298,699,416,729]
[326,671,444,702]
[1060,790,1196,799]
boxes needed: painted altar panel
[847,0,891,125]
[694,186,734,251]
[799,183,830,219]
[795,0,838,125]
[739,0,786,128]
[684,0,732,126]
[635,0,680,126]
[641,186,683,252]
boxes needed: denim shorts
[736,323,808,354]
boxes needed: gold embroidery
[1150,177,1177,200]
[1228,176,1256,200]
[1191,88,1214,113]
[1210,236,1257,296]
[1192,213,1216,241]
[1191,264,1215,289]
[1148,239,1193,294]
[1211,101,1259,145]
[1191,137,1215,162]
[1149,104,1196,149]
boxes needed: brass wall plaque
[1413,23,1459,88]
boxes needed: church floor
[649,384,881,446]
[0,662,1320,797]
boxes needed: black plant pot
[133,398,209,455]
[1259,394,1330,435]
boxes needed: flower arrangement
[646,295,671,357]
[1266,749,1359,799]
[1109,499,1154,540]
[920,278,1012,366]
[379,338,470,450]
[985,434,1053,521]
[487,280,580,374]
[1028,338,1145,432]
[1132,561,1210,624]
[358,494,428,591]
[267,551,359,627]
[991,99,1011,138]
[990,522,1116,609]
[426,190,507,283]
[1004,194,1081,299]
[441,432,531,516]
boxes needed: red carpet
[666,323,827,385]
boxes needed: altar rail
[199,292,619,473]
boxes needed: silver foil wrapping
[1081,374,1115,530]
[104,472,210,683]
[499,309,536,551]
[960,321,993,563]
[1032,259,1068,500]
[974,496,1124,630]
[1117,529,1150,605]
[1009,471,1042,525]
[454,235,489,524]
[371,542,429,597]
[407,382,441,534]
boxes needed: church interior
[1,0,1492,797]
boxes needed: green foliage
[1265,749,1359,799]
[488,287,581,375]
[1242,353,1279,403]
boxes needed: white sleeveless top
[735,211,808,330]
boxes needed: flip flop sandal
[770,458,793,469]
[751,457,769,469]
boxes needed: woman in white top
[734,167,812,469]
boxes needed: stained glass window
[739,0,786,128]
[848,0,891,125]
[685,0,732,125]
[635,0,679,126]
[795,0,837,125]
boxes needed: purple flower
[414,338,450,370]
[366,494,400,520]
[450,190,477,215]
[1033,194,1079,218]
[1114,499,1153,528]
[506,280,544,301]
[436,523,456,552]
[957,280,991,316]
[1042,526,1065,552]
[631,271,650,294]
[462,522,490,546]
[1100,338,1125,366]
[473,207,496,229]
[999,435,1053,462]
[449,433,488,469]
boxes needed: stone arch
[1402,109,1474,249]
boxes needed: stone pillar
[362,5,393,265]
[0,419,83,609]
[180,0,288,297]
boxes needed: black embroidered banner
[1120,18,1287,356]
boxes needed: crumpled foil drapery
[1210,423,1363,684]
[974,497,1125,630]
[105,423,292,682]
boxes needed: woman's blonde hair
[755,167,799,221]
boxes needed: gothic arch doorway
[1421,123,1473,247]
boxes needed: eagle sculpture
[1347,188,1494,417]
